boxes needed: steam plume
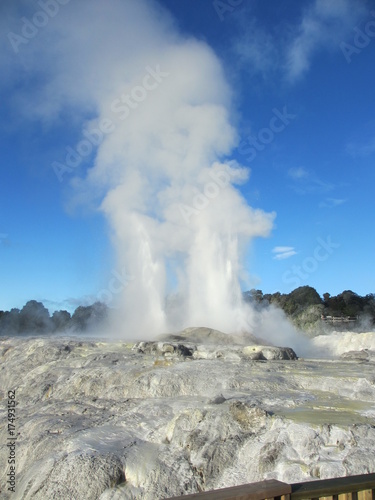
[83,3,275,335]
[3,0,277,337]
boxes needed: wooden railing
[167,473,375,500]
[320,315,358,323]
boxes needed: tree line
[0,287,374,335]
[0,301,109,335]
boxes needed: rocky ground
[1,328,375,499]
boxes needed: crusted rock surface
[0,335,375,499]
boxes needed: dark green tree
[71,302,108,331]
[51,310,72,331]
[0,308,20,334]
[288,286,322,307]
[19,301,52,333]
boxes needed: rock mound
[133,339,297,361]
[19,452,125,499]
[340,349,375,362]
[158,326,264,345]
[243,345,297,360]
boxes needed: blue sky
[0,0,374,313]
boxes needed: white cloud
[272,246,297,260]
[232,0,367,83]
[233,19,278,78]
[346,135,375,158]
[284,0,367,82]
[319,197,347,208]
[287,167,334,195]
[288,167,309,180]
[273,246,294,253]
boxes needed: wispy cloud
[346,135,375,158]
[0,233,11,247]
[284,0,367,82]
[272,246,297,260]
[232,0,367,83]
[287,167,334,195]
[288,167,309,180]
[233,19,278,78]
[319,197,347,208]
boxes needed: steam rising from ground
[80,1,275,336]
[4,0,282,338]
[311,331,375,358]
[44,0,276,337]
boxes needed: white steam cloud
[93,13,275,335]
[2,0,280,338]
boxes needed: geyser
[78,1,275,336]
[5,0,278,337]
